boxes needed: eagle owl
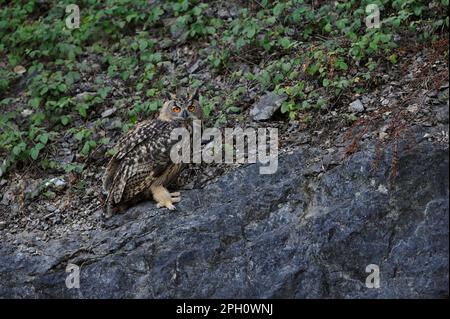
[102,90,202,217]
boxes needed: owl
[102,90,202,217]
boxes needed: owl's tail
[103,185,131,218]
[103,193,114,218]
[102,158,120,193]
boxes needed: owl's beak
[181,110,189,119]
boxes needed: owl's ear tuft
[161,91,177,101]
[188,88,199,102]
[162,100,172,108]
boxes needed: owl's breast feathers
[103,119,185,206]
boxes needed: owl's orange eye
[172,106,181,113]
[188,105,196,112]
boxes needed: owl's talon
[170,192,181,203]
[156,201,176,210]
[152,186,179,210]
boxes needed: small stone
[91,63,101,72]
[381,97,390,106]
[361,95,372,105]
[379,132,388,140]
[45,178,67,191]
[250,92,288,121]
[1,188,14,205]
[55,150,74,165]
[287,121,299,133]
[377,184,388,194]
[379,125,389,140]
[159,38,173,49]
[44,212,54,220]
[13,65,26,75]
[21,109,33,117]
[407,104,418,113]
[101,107,117,118]
[75,92,95,102]
[217,7,230,18]
[435,105,449,124]
[349,99,364,113]
[162,17,177,27]
[45,204,57,212]
[188,60,201,73]
[80,83,94,92]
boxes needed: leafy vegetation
[0,0,448,176]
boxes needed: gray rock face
[250,92,288,121]
[0,129,448,298]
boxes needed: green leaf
[38,133,49,145]
[30,143,45,160]
[13,142,26,156]
[335,59,348,71]
[336,19,347,30]
[138,39,148,51]
[389,54,398,64]
[61,115,71,126]
[307,64,319,76]
[272,3,285,16]
[29,97,41,109]
[81,141,91,156]
[100,137,110,145]
[236,37,246,51]
[121,71,130,81]
[279,37,292,49]
[280,101,290,114]
[58,83,68,93]
[43,190,56,199]
[369,41,378,50]
[40,86,49,95]
[74,131,85,141]
[77,104,88,117]
[302,101,310,109]
[148,101,159,111]
[244,22,257,38]
[98,87,111,99]
[192,6,202,16]
[281,63,291,73]
[227,106,241,113]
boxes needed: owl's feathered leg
[150,185,180,210]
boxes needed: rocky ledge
[0,125,448,298]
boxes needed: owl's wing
[105,120,181,205]
[114,120,164,160]
[103,120,156,192]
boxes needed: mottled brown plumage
[103,90,201,217]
